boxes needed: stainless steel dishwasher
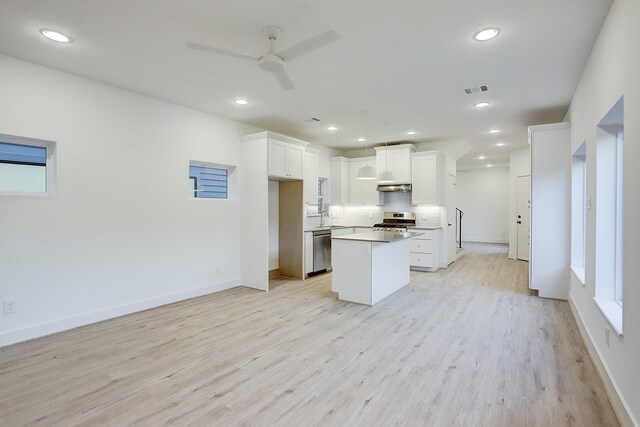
[312,229,332,274]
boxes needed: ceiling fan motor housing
[259,53,285,72]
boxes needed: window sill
[570,265,586,285]
[0,191,54,197]
[593,297,623,336]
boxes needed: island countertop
[331,230,424,243]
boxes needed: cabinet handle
[517,221,522,224]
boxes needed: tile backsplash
[318,191,442,228]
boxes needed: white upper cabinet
[269,139,304,179]
[411,152,444,206]
[304,150,319,205]
[349,157,380,205]
[330,156,350,205]
[374,144,415,183]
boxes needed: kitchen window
[594,97,623,334]
[188,160,235,200]
[317,178,327,211]
[0,134,56,195]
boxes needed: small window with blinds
[188,161,232,199]
[0,135,56,195]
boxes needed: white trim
[571,265,586,285]
[241,131,309,147]
[593,297,623,336]
[528,122,571,137]
[462,238,509,244]
[568,297,636,427]
[0,278,240,348]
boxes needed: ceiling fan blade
[272,68,295,90]
[185,42,259,61]
[278,29,341,61]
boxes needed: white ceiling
[0,0,611,169]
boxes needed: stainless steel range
[372,212,416,232]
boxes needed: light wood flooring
[0,243,618,426]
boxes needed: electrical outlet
[4,300,16,314]
[605,327,610,347]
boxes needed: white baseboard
[568,295,637,427]
[0,278,240,348]
[462,238,509,244]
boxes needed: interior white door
[447,173,456,264]
[517,175,531,261]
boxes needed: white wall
[456,168,509,244]
[566,0,640,424]
[268,181,279,270]
[0,54,260,346]
[508,148,531,258]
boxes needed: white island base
[331,234,412,306]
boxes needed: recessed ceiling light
[39,29,72,43]
[478,156,486,160]
[327,126,338,131]
[474,102,490,108]
[473,28,500,41]
[406,131,416,135]
[487,164,493,167]
[488,129,501,134]
[234,99,249,105]
[357,138,366,142]
[496,142,505,146]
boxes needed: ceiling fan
[186,26,341,90]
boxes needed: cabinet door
[305,232,314,274]
[330,157,349,205]
[349,159,366,204]
[269,140,288,178]
[350,157,379,205]
[287,145,304,179]
[411,155,437,205]
[376,150,393,182]
[363,157,379,205]
[394,148,412,183]
[304,151,319,205]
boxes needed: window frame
[0,133,56,196]
[188,160,236,201]
[570,142,586,285]
[593,97,624,335]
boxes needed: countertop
[331,231,424,243]
[304,226,350,232]
[305,225,441,232]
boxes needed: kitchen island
[331,231,423,305]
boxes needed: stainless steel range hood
[376,183,412,192]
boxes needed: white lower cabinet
[304,232,313,275]
[331,227,354,237]
[410,229,440,272]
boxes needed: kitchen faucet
[320,210,329,227]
